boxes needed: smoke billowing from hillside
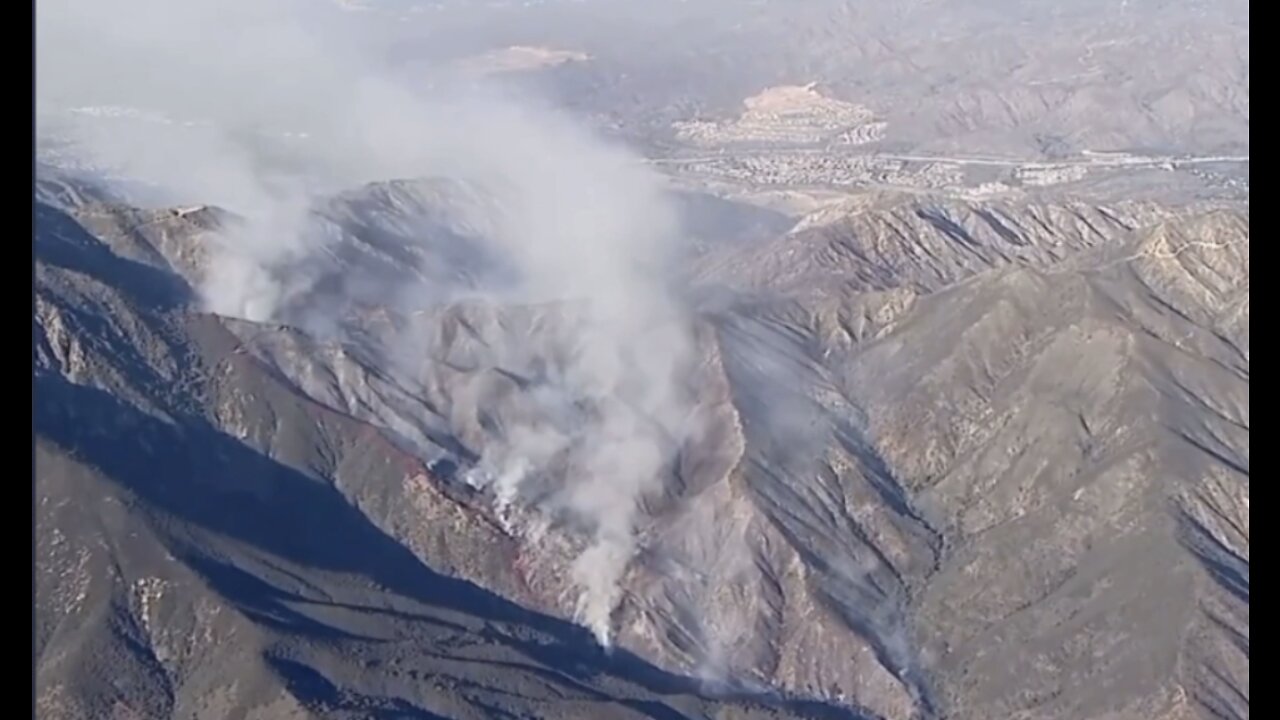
[38,0,699,647]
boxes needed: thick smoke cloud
[38,0,697,646]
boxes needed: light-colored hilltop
[457,45,591,75]
[674,84,886,148]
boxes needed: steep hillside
[34,177,1248,720]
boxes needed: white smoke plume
[38,0,699,647]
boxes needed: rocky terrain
[366,0,1248,159]
[34,180,865,720]
[34,168,1248,719]
[34,0,1248,717]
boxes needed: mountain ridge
[35,172,1248,720]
